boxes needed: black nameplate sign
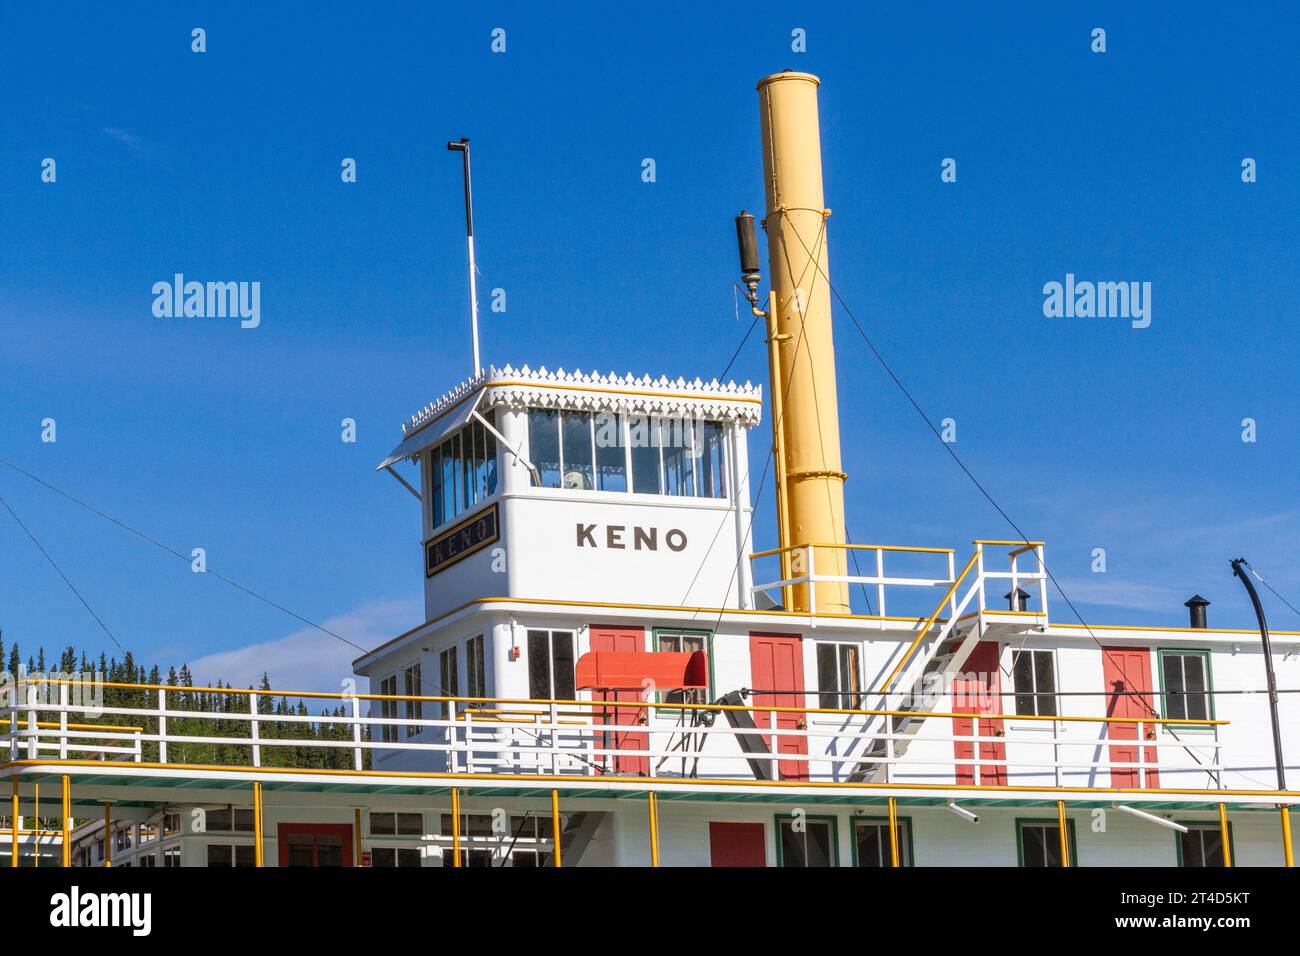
[426,503,499,577]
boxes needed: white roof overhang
[375,389,483,471]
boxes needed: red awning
[575,651,708,692]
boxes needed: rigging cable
[778,216,1246,784]
[0,488,125,653]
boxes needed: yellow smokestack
[757,71,849,614]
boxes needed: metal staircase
[846,542,1047,783]
[846,615,986,782]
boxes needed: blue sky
[2,3,1298,689]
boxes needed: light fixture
[946,802,979,824]
[1116,804,1188,833]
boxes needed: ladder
[847,549,988,783]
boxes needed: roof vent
[1004,588,1030,612]
[1184,594,1210,629]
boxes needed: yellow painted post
[61,776,71,868]
[450,788,462,867]
[1282,805,1294,868]
[757,70,849,614]
[648,792,660,867]
[887,797,900,868]
[550,789,562,868]
[1219,803,1232,868]
[1057,801,1070,868]
[253,782,264,867]
[10,781,17,868]
[354,808,363,867]
[103,802,111,868]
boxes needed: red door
[1102,647,1159,788]
[278,823,353,867]
[709,822,766,867]
[951,641,1007,786]
[749,632,808,781]
[589,626,649,775]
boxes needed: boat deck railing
[749,540,1049,625]
[0,677,1241,794]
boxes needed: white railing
[0,680,1237,793]
[750,543,957,622]
[749,540,1050,625]
[973,540,1050,621]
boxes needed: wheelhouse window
[528,409,727,500]
[655,628,709,705]
[594,412,627,491]
[527,630,576,701]
[429,412,499,530]
[1179,824,1230,867]
[854,818,912,867]
[1012,649,1058,717]
[404,663,423,736]
[1160,650,1212,721]
[777,815,838,867]
[817,642,862,709]
[1017,819,1076,867]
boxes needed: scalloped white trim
[402,364,763,435]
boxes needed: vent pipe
[1005,588,1030,612]
[757,70,849,614]
[1184,594,1210,629]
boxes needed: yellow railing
[876,549,982,694]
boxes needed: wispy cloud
[1053,577,1188,613]
[101,127,142,150]
[188,598,419,692]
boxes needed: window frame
[527,629,577,702]
[439,646,460,719]
[1011,648,1059,718]
[651,627,712,707]
[850,816,914,867]
[1015,817,1079,868]
[378,674,399,743]
[206,842,256,868]
[369,811,424,837]
[371,845,424,868]
[815,640,864,710]
[427,411,500,533]
[466,634,487,700]
[527,409,729,501]
[1174,821,1234,867]
[774,813,840,868]
[404,662,423,737]
[1158,648,1214,724]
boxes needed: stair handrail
[875,546,983,696]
